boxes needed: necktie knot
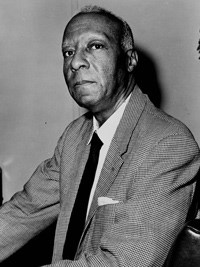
[90,132,103,154]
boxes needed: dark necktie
[63,132,103,260]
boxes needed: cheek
[63,64,72,85]
[63,63,68,78]
[96,59,116,86]
[103,67,118,90]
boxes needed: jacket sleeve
[42,132,200,267]
[0,129,67,262]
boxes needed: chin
[77,97,97,109]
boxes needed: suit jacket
[0,86,199,267]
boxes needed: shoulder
[133,98,200,159]
[55,112,93,149]
[63,112,92,135]
[142,100,196,141]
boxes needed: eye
[90,43,104,50]
[63,50,74,58]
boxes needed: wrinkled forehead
[63,13,121,44]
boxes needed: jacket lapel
[85,85,147,226]
[86,138,124,225]
[53,116,93,261]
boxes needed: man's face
[62,13,126,113]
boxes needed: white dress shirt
[86,94,131,218]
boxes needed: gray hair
[75,5,134,53]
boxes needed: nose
[70,50,89,72]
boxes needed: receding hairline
[65,5,134,53]
[69,12,120,27]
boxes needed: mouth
[74,80,95,87]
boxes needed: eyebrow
[62,30,117,50]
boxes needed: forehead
[63,13,121,44]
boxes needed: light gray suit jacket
[0,86,199,266]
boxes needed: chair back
[163,175,200,267]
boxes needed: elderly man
[0,5,200,267]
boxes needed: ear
[126,49,138,72]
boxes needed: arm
[42,133,200,267]
[0,130,66,261]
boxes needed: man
[0,5,200,267]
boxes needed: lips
[74,80,95,87]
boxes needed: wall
[0,0,200,201]
[0,0,80,201]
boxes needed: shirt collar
[88,94,131,145]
